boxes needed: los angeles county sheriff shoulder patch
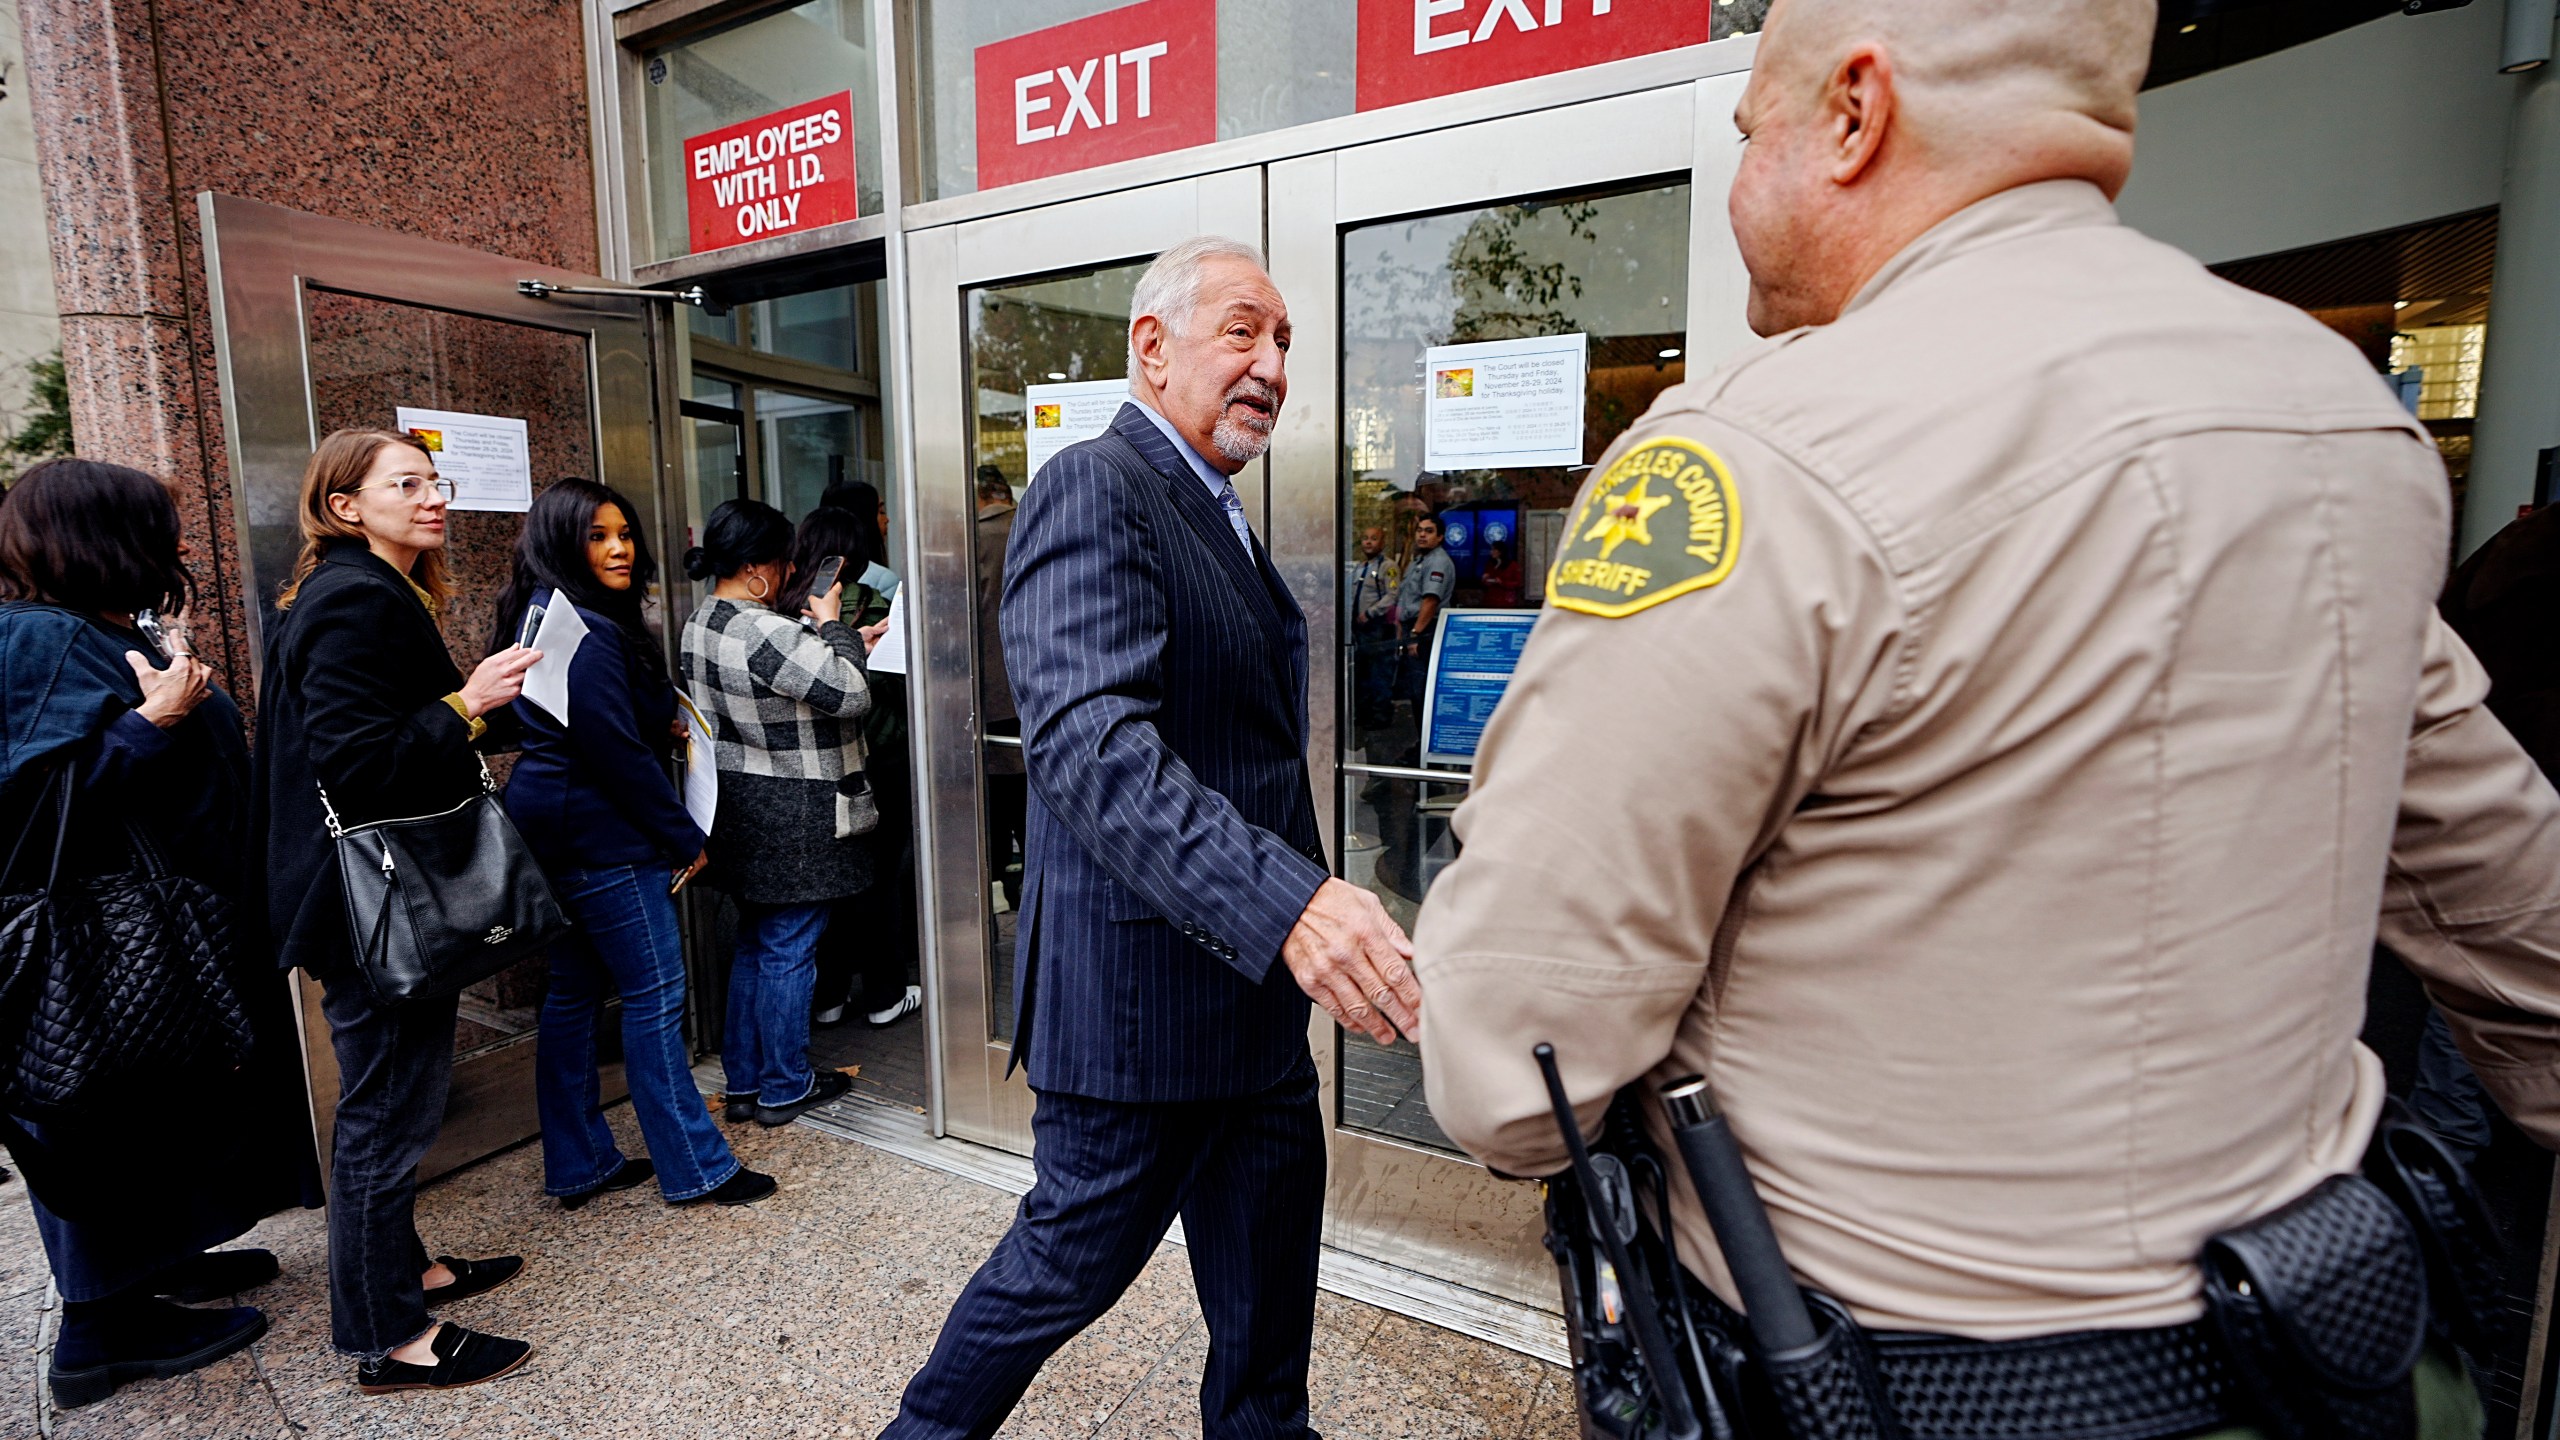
[1546,436,1741,617]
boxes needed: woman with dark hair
[781,506,920,1030]
[253,428,538,1394]
[492,480,774,1209]
[681,499,879,1126]
[0,458,321,1408]
[817,478,899,598]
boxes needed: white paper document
[866,588,909,676]
[516,593,590,726]
[677,690,718,835]
[1022,378,1128,478]
[394,405,535,512]
[1421,333,1587,472]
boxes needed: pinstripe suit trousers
[880,1062,1327,1440]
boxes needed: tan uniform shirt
[1414,180,2560,1339]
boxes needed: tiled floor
[0,1101,1576,1438]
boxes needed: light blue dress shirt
[1132,399,1254,556]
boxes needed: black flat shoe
[755,1069,852,1127]
[356,1323,532,1394]
[153,1248,281,1304]
[421,1254,523,1305]
[675,1167,777,1207]
[50,1303,266,1409]
[558,1157,654,1211]
[722,1092,756,1123]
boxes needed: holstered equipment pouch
[2200,1173,2427,1440]
[2363,1105,2510,1360]
[1754,1292,1904,1440]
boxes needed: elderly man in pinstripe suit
[881,237,1422,1440]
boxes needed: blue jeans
[539,865,742,1203]
[723,900,829,1107]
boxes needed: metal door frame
[199,192,675,1182]
[1264,77,1754,1307]
[906,170,1266,1154]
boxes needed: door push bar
[518,279,721,313]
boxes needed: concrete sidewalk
[0,1104,1577,1438]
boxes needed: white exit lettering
[1013,40,1172,145]
[1414,0,1613,55]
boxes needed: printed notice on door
[1023,378,1129,478]
[684,92,859,254]
[395,406,533,513]
[1422,333,1586,472]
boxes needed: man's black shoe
[755,1068,852,1126]
[559,1157,654,1211]
[722,1091,756,1123]
[153,1248,280,1304]
[421,1254,523,1305]
[355,1323,532,1394]
[50,1301,266,1409]
[675,1167,778,1207]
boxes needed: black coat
[252,540,489,976]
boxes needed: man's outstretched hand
[1282,878,1421,1044]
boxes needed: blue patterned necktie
[1214,478,1254,556]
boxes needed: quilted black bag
[2201,1172,2427,1440]
[323,759,569,1007]
[0,766,256,1117]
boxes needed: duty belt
[1681,1276,2248,1440]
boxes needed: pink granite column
[18,0,250,694]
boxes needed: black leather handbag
[322,760,570,1006]
[0,766,256,1116]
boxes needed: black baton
[1660,1075,1818,1355]
[1536,1043,1702,1440]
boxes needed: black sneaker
[421,1254,523,1305]
[675,1167,778,1207]
[755,1068,853,1127]
[50,1301,266,1409]
[558,1157,654,1211]
[356,1323,532,1394]
[153,1248,281,1304]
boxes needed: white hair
[1126,235,1269,390]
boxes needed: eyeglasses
[358,476,457,502]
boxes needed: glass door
[200,194,676,1184]
[905,170,1264,1153]
[1267,77,1755,1307]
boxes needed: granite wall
[17,0,597,705]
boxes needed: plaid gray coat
[681,597,875,846]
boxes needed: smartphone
[517,598,548,650]
[805,555,846,603]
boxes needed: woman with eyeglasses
[252,428,539,1395]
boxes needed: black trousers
[317,970,458,1358]
[882,1063,1327,1440]
[815,753,919,1016]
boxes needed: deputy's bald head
[1730,0,2155,334]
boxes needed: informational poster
[1357,0,1718,112]
[395,406,532,512]
[1421,608,1540,764]
[684,91,859,253]
[1023,378,1129,477]
[974,0,1215,190]
[1422,333,1586,472]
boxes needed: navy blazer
[503,594,705,874]
[1003,403,1330,1103]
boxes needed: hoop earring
[747,575,770,601]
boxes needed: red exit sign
[1357,0,1715,111]
[684,92,859,253]
[974,0,1216,191]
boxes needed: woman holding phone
[491,480,774,1211]
[681,500,881,1127]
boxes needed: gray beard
[1211,410,1272,464]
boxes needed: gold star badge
[1582,476,1673,560]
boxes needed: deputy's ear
[1824,43,1895,186]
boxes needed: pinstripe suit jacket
[1001,403,1330,1103]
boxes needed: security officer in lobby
[1415,0,2560,1436]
